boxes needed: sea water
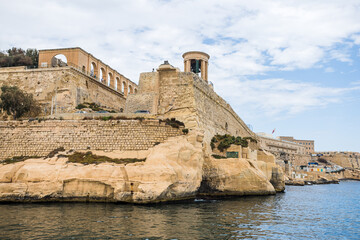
[0,181,359,239]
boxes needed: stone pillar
[200,60,206,81]
[185,60,191,72]
[205,61,208,82]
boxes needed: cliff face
[0,133,284,203]
[198,157,279,196]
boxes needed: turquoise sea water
[0,181,359,239]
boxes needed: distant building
[279,136,315,154]
[256,133,310,175]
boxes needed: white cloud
[0,0,360,120]
[325,67,334,73]
[216,78,359,118]
[1,0,360,81]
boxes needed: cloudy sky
[1,0,360,152]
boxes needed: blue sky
[1,0,359,152]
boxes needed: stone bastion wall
[152,68,256,147]
[0,66,126,114]
[0,119,182,160]
[191,74,255,142]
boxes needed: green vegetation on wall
[67,151,146,165]
[211,134,256,152]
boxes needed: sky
[1,0,360,152]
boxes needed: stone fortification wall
[192,74,254,142]
[154,68,254,145]
[157,71,195,117]
[0,119,182,160]
[0,67,126,114]
[125,93,157,114]
[123,65,255,150]
[125,72,160,114]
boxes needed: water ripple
[0,181,359,239]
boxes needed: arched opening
[190,59,201,75]
[225,122,228,131]
[107,72,113,87]
[122,81,126,93]
[82,66,86,73]
[51,54,67,67]
[134,88,138,94]
[100,68,106,83]
[115,77,120,91]
[90,62,97,78]
[128,85,133,94]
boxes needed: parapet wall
[0,67,126,114]
[0,119,182,160]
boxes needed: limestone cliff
[0,134,203,203]
[0,133,285,203]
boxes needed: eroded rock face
[198,157,277,196]
[0,134,203,203]
[0,132,285,203]
[256,161,285,192]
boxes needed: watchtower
[182,51,210,82]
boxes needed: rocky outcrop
[337,168,360,181]
[198,157,277,196]
[285,175,340,185]
[0,132,285,203]
[0,134,203,203]
[256,160,285,192]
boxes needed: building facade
[279,136,315,154]
[38,47,138,96]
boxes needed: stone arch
[107,72,113,87]
[128,85,133,94]
[121,81,127,94]
[51,54,68,67]
[115,77,120,91]
[82,65,86,73]
[134,88,138,94]
[90,62,98,78]
[100,67,106,83]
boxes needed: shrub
[0,85,41,119]
[163,118,185,129]
[88,102,102,111]
[2,156,41,164]
[212,154,227,159]
[47,147,65,158]
[182,128,189,134]
[211,134,249,152]
[0,47,38,68]
[101,116,113,121]
[76,103,87,109]
[67,151,146,165]
[243,137,258,143]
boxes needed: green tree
[0,85,41,119]
[0,47,38,67]
[25,48,39,67]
